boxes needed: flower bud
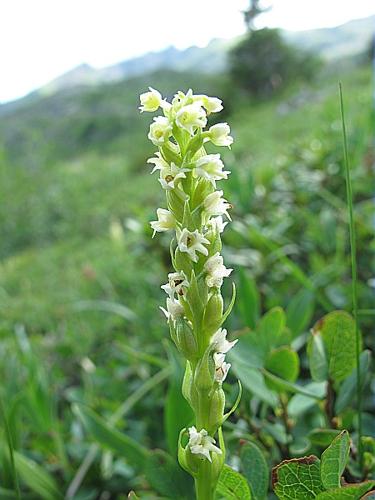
[203,291,223,337]
[207,386,225,433]
[194,349,215,392]
[175,320,198,360]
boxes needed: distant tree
[229,27,320,98]
[243,0,271,31]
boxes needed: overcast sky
[1,0,374,103]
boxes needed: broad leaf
[230,358,278,407]
[257,307,286,351]
[14,452,63,500]
[265,347,299,392]
[308,429,341,448]
[315,481,375,499]
[216,464,252,499]
[335,350,371,414]
[73,403,147,469]
[240,442,268,500]
[286,289,315,338]
[320,430,350,489]
[272,455,324,499]
[311,311,358,383]
[307,334,328,382]
[288,382,326,417]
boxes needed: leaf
[14,452,63,500]
[307,334,328,382]
[230,358,278,407]
[216,464,252,499]
[257,307,286,351]
[145,449,193,499]
[315,481,375,499]
[272,455,324,499]
[262,370,324,400]
[288,382,326,417]
[320,430,350,489]
[311,311,358,383]
[73,403,147,469]
[335,350,371,414]
[164,345,194,457]
[308,429,341,448]
[265,347,299,392]
[238,270,260,329]
[229,332,266,369]
[286,289,315,338]
[240,442,269,500]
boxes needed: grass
[339,82,363,469]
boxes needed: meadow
[0,49,374,498]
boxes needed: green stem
[339,82,363,471]
[195,461,215,500]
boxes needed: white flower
[160,297,184,321]
[139,87,163,112]
[207,216,228,234]
[204,191,232,220]
[159,162,187,190]
[208,123,233,147]
[194,94,223,114]
[177,228,209,263]
[148,116,172,146]
[188,426,222,462]
[150,208,175,236]
[176,103,207,135]
[161,272,189,298]
[204,252,232,288]
[214,353,231,382]
[210,328,237,354]
[147,152,169,173]
[194,154,230,187]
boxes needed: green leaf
[164,345,193,457]
[311,311,358,383]
[216,464,252,499]
[335,350,371,414]
[14,452,63,500]
[315,481,375,499]
[238,270,260,329]
[257,307,286,351]
[307,334,328,382]
[308,429,341,448]
[286,289,315,338]
[73,403,147,469]
[265,347,299,392]
[240,442,269,500]
[262,370,324,400]
[272,456,324,499]
[320,430,350,489]
[288,382,326,417]
[145,449,193,499]
[230,357,278,407]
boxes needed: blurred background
[0,1,374,498]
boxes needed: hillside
[3,15,372,100]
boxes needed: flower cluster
[140,87,238,490]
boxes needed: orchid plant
[140,87,240,499]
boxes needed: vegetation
[0,34,374,499]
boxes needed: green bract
[140,88,237,499]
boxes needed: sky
[1,0,374,103]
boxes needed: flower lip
[188,426,222,462]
